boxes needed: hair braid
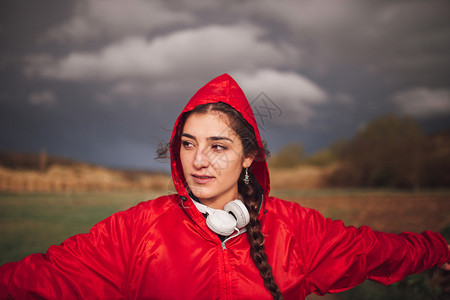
[239,170,283,300]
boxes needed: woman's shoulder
[264,196,327,227]
[265,196,316,216]
[125,194,179,213]
[106,194,181,226]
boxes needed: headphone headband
[192,200,250,236]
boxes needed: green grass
[0,191,160,264]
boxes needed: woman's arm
[299,207,450,295]
[0,205,138,299]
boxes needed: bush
[268,143,304,169]
[329,115,427,188]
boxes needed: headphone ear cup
[224,200,250,229]
[206,209,237,236]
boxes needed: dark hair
[157,102,282,299]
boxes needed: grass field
[0,191,160,264]
[1,189,449,299]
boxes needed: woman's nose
[193,149,210,169]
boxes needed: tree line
[269,114,450,188]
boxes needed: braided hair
[239,169,283,299]
[158,102,282,299]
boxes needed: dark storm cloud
[240,0,450,85]
[1,0,449,169]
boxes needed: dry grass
[269,164,338,189]
[274,191,450,234]
[0,165,173,193]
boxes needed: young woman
[1,74,449,299]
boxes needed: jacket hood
[169,73,270,200]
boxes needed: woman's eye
[212,144,227,152]
[182,141,194,149]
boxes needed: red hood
[169,73,270,201]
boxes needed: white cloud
[233,69,328,125]
[393,87,450,117]
[44,0,193,42]
[26,24,299,85]
[28,90,57,106]
[33,0,450,86]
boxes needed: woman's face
[180,112,253,209]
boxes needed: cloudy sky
[1,0,449,171]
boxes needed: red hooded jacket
[1,74,449,299]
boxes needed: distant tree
[304,139,348,167]
[332,114,426,188]
[420,130,450,187]
[268,143,304,169]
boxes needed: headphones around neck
[193,200,250,236]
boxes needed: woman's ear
[242,154,255,168]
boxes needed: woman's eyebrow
[181,133,196,140]
[181,133,233,142]
[209,136,233,142]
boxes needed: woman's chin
[189,186,213,200]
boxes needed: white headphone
[192,200,250,236]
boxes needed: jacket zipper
[220,229,246,299]
[219,195,263,297]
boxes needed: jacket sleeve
[299,207,450,295]
[0,204,139,299]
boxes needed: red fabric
[1,74,449,299]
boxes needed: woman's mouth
[192,174,215,184]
